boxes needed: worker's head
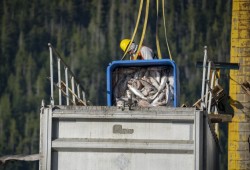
[120,39,136,54]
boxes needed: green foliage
[0,0,231,169]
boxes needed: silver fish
[140,80,157,91]
[151,91,165,105]
[141,76,151,84]
[148,89,158,96]
[126,90,132,99]
[166,84,175,106]
[149,77,159,89]
[158,75,167,92]
[147,91,160,101]
[165,83,170,104]
[168,76,174,87]
[141,88,149,96]
[132,79,143,90]
[150,101,166,107]
[155,70,161,84]
[127,84,147,100]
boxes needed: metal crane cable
[122,0,172,60]
[156,0,163,59]
[121,0,144,60]
[162,0,173,60]
[134,0,150,60]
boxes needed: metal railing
[200,46,221,113]
[48,43,87,106]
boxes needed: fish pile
[112,66,175,107]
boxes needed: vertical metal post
[48,43,54,105]
[58,58,62,105]
[65,67,69,105]
[77,84,80,99]
[71,77,75,104]
[205,61,211,109]
[201,46,207,110]
[46,107,52,170]
[82,91,86,103]
[208,70,215,114]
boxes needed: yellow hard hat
[120,39,131,52]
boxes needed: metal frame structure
[48,43,87,106]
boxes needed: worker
[120,39,156,60]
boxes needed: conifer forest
[0,0,232,169]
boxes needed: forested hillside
[0,0,231,169]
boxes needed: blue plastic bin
[106,59,179,107]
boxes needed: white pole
[71,77,75,104]
[201,46,207,110]
[58,58,62,105]
[48,43,54,105]
[65,67,69,105]
[205,61,211,110]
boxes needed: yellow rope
[134,0,150,60]
[156,0,162,59]
[121,0,144,60]
[162,0,173,60]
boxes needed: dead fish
[149,77,159,89]
[149,70,161,83]
[141,88,149,96]
[147,91,160,102]
[151,91,165,105]
[155,71,161,84]
[148,89,158,96]
[138,100,151,107]
[141,76,151,84]
[140,80,157,91]
[168,76,174,87]
[126,90,132,99]
[150,101,166,107]
[165,83,170,104]
[127,84,147,100]
[158,75,167,92]
[132,79,143,90]
[166,84,175,106]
